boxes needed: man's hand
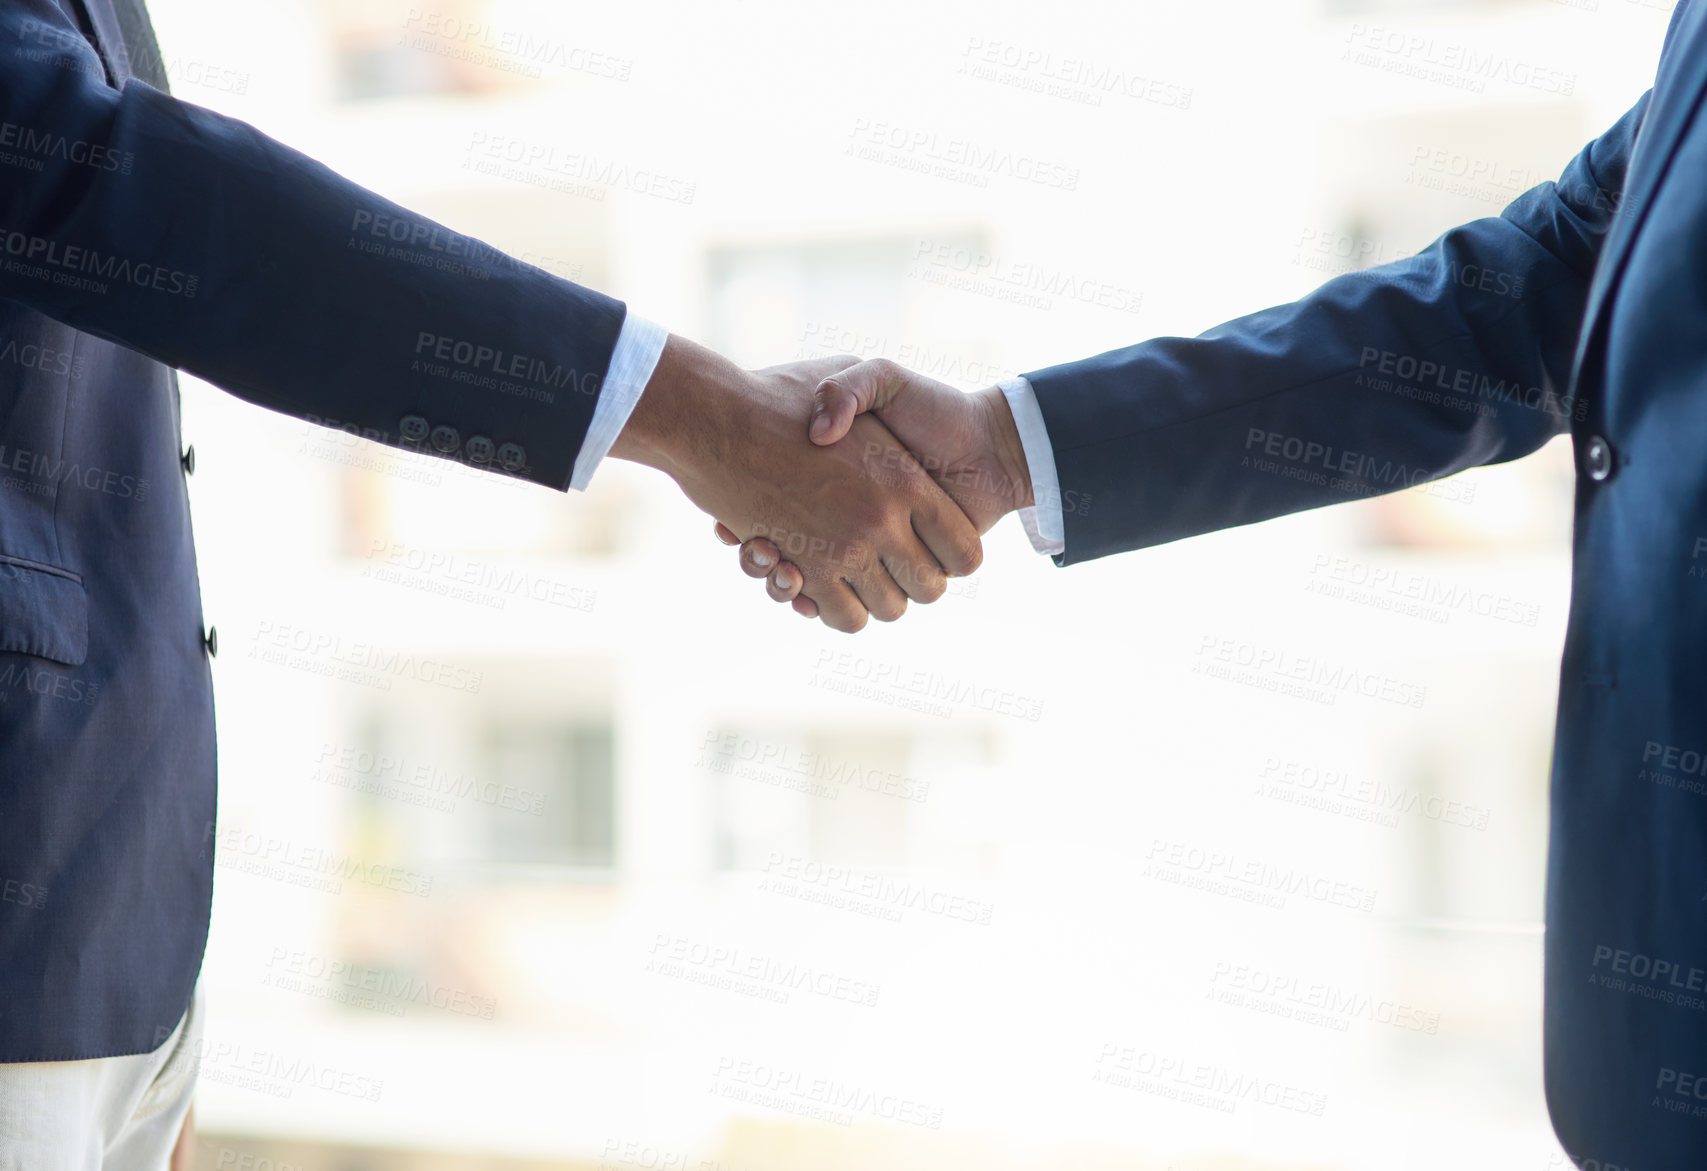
[612,340,983,632]
[712,359,1032,619]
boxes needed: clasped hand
[615,339,1030,632]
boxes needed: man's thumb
[809,360,900,446]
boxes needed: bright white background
[139,0,1673,1166]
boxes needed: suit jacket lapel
[1572,0,1707,389]
[69,0,133,85]
[107,0,170,91]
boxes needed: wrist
[608,334,744,485]
[974,384,1034,514]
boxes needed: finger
[845,565,909,624]
[740,538,781,578]
[767,562,804,602]
[810,579,870,634]
[792,595,819,619]
[880,541,949,605]
[810,359,906,446]
[910,485,984,579]
[714,522,739,545]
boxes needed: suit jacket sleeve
[0,0,628,490]
[1025,95,1649,565]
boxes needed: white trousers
[0,983,202,1170]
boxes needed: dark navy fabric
[0,0,626,1060]
[1029,3,1706,1165]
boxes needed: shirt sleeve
[568,314,668,490]
[998,376,1066,556]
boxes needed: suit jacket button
[203,626,218,658]
[181,445,195,475]
[1584,435,1614,481]
[430,425,461,453]
[400,414,429,442]
[497,442,526,471]
[465,435,494,463]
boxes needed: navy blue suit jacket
[0,0,628,1060]
[1028,3,1706,1165]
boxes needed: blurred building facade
[138,0,1677,1165]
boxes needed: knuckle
[954,538,984,577]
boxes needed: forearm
[609,334,749,486]
[1027,95,1647,565]
[1,0,625,490]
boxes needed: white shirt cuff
[568,313,669,491]
[998,376,1065,556]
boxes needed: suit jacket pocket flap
[0,554,88,666]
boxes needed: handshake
[611,336,1035,632]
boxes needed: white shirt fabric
[567,313,669,492]
[572,325,1069,560]
[0,981,203,1168]
[997,376,1066,557]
